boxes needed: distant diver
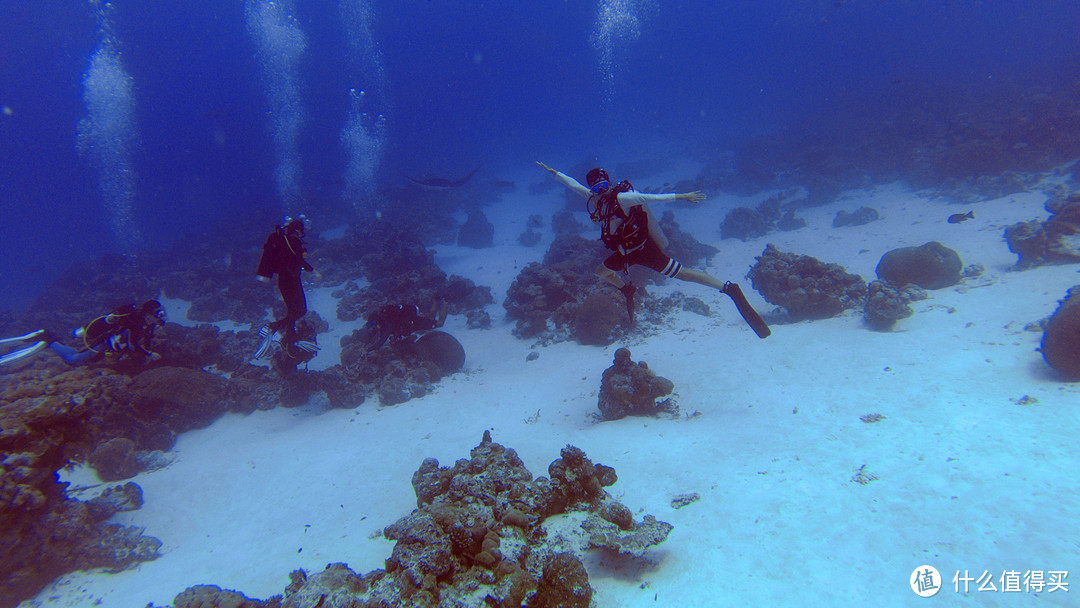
[402,165,482,190]
[537,162,770,338]
[363,297,449,350]
[947,211,974,224]
[0,300,167,367]
[254,215,320,360]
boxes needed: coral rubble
[1005,189,1080,269]
[504,220,712,344]
[503,235,610,340]
[832,206,880,227]
[166,432,672,608]
[748,244,868,322]
[658,210,720,268]
[597,348,676,420]
[0,414,162,608]
[458,209,495,249]
[863,280,928,331]
[518,214,544,247]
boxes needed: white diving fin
[252,327,281,360]
[0,341,48,365]
[0,330,47,346]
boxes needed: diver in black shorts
[537,162,769,338]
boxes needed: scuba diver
[0,300,168,366]
[536,161,770,338]
[363,298,449,350]
[254,215,320,360]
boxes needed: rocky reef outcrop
[458,209,495,248]
[0,463,161,608]
[0,352,300,607]
[875,241,963,289]
[863,280,928,331]
[0,373,170,608]
[339,329,466,406]
[309,226,491,406]
[572,290,628,346]
[658,210,720,268]
[503,235,611,339]
[1005,189,1080,269]
[748,244,868,322]
[334,228,493,324]
[166,432,673,608]
[518,214,544,247]
[505,214,718,344]
[597,348,676,420]
[832,206,880,227]
[0,217,503,604]
[1041,285,1080,381]
[719,189,808,241]
[720,195,782,241]
[5,221,492,417]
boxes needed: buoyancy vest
[81,304,141,353]
[588,180,649,254]
[256,226,311,278]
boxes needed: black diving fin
[721,282,771,339]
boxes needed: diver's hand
[256,275,270,283]
[536,161,557,175]
[678,191,706,203]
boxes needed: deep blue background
[1,0,1078,310]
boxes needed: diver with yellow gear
[0,300,167,366]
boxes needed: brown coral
[597,348,676,420]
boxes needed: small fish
[947,211,974,224]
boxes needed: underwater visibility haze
[2,0,1077,311]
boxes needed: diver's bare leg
[674,267,727,290]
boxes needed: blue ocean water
[0,0,1077,310]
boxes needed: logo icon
[911,565,942,597]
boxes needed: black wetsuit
[256,226,313,341]
[364,304,437,349]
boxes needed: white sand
[25,168,1080,607]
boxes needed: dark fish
[403,165,481,190]
[948,211,974,224]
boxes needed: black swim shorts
[603,238,683,278]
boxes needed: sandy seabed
[25,169,1080,607]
